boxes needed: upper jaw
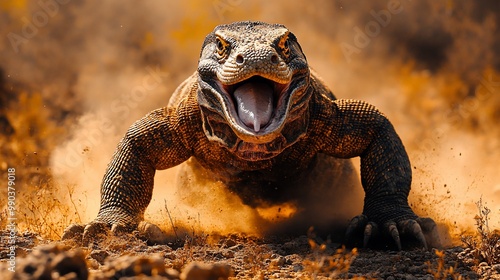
[216,62,293,86]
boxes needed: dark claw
[417,217,442,249]
[345,215,368,238]
[385,221,401,250]
[345,214,439,250]
[110,223,128,235]
[363,222,378,248]
[399,219,427,250]
[345,214,369,245]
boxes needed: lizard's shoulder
[167,72,199,108]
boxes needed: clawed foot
[345,215,441,250]
[61,221,169,246]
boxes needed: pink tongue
[233,81,274,132]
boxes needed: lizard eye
[278,32,291,59]
[215,36,229,58]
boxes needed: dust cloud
[1,0,498,242]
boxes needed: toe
[345,214,369,241]
[399,219,427,250]
[138,221,168,245]
[384,221,401,250]
[82,221,110,246]
[363,222,378,248]
[110,223,129,235]
[417,217,442,249]
[61,224,85,241]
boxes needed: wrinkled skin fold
[62,21,441,250]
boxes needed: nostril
[236,54,244,64]
[271,54,279,64]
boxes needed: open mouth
[218,76,289,133]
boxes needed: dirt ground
[1,229,498,279]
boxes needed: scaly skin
[62,21,440,250]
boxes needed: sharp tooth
[254,119,260,132]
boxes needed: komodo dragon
[63,21,440,250]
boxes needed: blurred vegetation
[0,70,77,238]
[426,250,464,280]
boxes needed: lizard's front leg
[322,99,441,250]
[62,107,192,245]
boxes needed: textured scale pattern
[67,21,439,250]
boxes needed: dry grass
[302,227,365,280]
[170,232,212,271]
[425,198,499,279]
[461,198,500,266]
[426,250,464,280]
[20,180,76,239]
[0,92,80,239]
[302,245,361,279]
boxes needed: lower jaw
[235,150,278,161]
[231,120,285,144]
[234,138,285,161]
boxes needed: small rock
[90,250,109,264]
[180,262,233,280]
[222,249,234,258]
[86,258,99,270]
[96,254,179,279]
[407,264,426,275]
[449,246,464,253]
[271,256,286,267]
[165,252,176,260]
[292,264,303,272]
[403,274,418,280]
[13,244,88,280]
[223,238,238,247]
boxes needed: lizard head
[197,21,311,161]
